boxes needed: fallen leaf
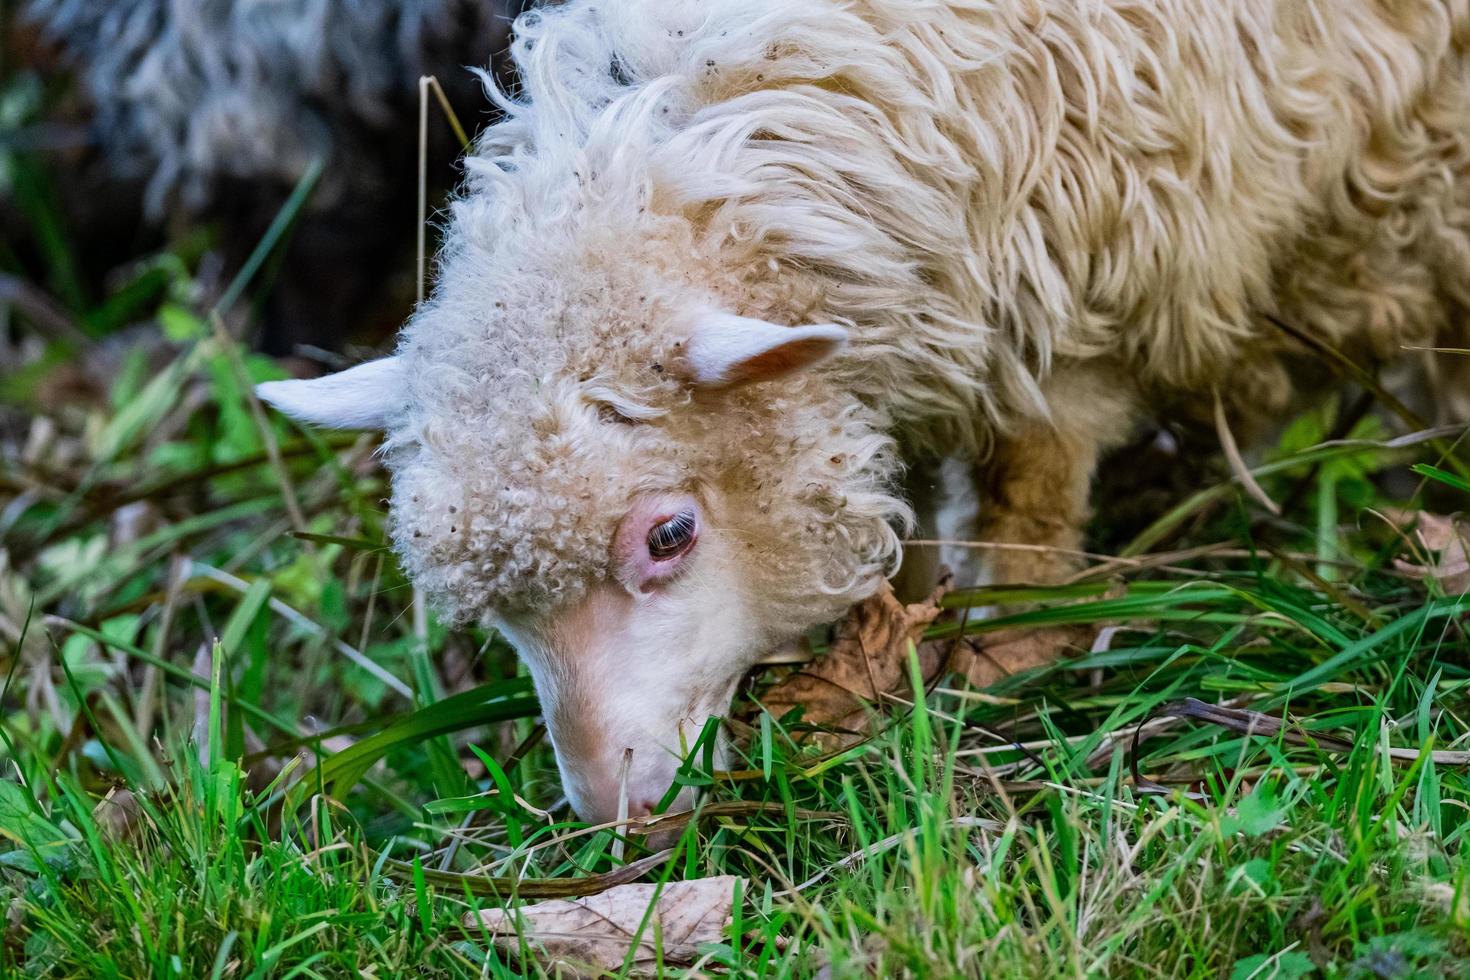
[754,579,949,746]
[1392,513,1469,594]
[467,875,741,977]
[752,578,1094,744]
[948,575,1115,689]
[92,788,143,843]
[1415,512,1461,552]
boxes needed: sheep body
[252,0,1470,822]
[386,0,1470,625]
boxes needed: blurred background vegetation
[1,3,1469,976]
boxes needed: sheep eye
[647,509,696,560]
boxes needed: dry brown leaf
[1415,512,1461,552]
[951,576,1116,688]
[466,875,741,977]
[753,578,1094,743]
[91,788,143,843]
[1392,513,1469,594]
[754,579,949,745]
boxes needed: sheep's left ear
[682,310,848,389]
[255,356,407,430]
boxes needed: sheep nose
[573,779,695,841]
[581,792,662,827]
[626,797,684,852]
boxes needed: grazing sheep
[259,0,1470,824]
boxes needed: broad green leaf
[0,780,68,852]
[1222,783,1286,838]
[159,302,206,342]
[288,677,537,808]
[1229,951,1314,980]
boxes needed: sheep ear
[683,311,848,388]
[255,356,407,430]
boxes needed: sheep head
[257,265,905,828]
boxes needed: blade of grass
[213,159,324,317]
[288,677,537,806]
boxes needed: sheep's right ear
[255,356,407,430]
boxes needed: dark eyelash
[647,510,696,559]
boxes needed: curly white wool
[382,0,1469,623]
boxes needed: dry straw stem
[209,312,309,534]
[1214,388,1281,516]
[417,74,472,309]
[398,849,676,901]
[0,272,91,346]
[1147,698,1470,769]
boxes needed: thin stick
[188,561,413,700]
[423,75,472,150]
[0,272,91,345]
[357,553,384,657]
[417,77,430,310]
[612,747,633,864]
[425,849,674,901]
[210,312,309,534]
[1403,345,1470,355]
[1214,389,1280,515]
[133,554,189,736]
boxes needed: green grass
[4,50,1470,980]
[2,276,1466,977]
[2,540,1469,977]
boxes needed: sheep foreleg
[955,370,1134,686]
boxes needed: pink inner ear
[684,312,848,388]
[727,337,839,385]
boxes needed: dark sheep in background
[22,0,530,355]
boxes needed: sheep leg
[976,419,1097,588]
[952,424,1096,686]
[893,455,987,600]
[955,369,1134,686]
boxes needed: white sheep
[260,0,1470,825]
